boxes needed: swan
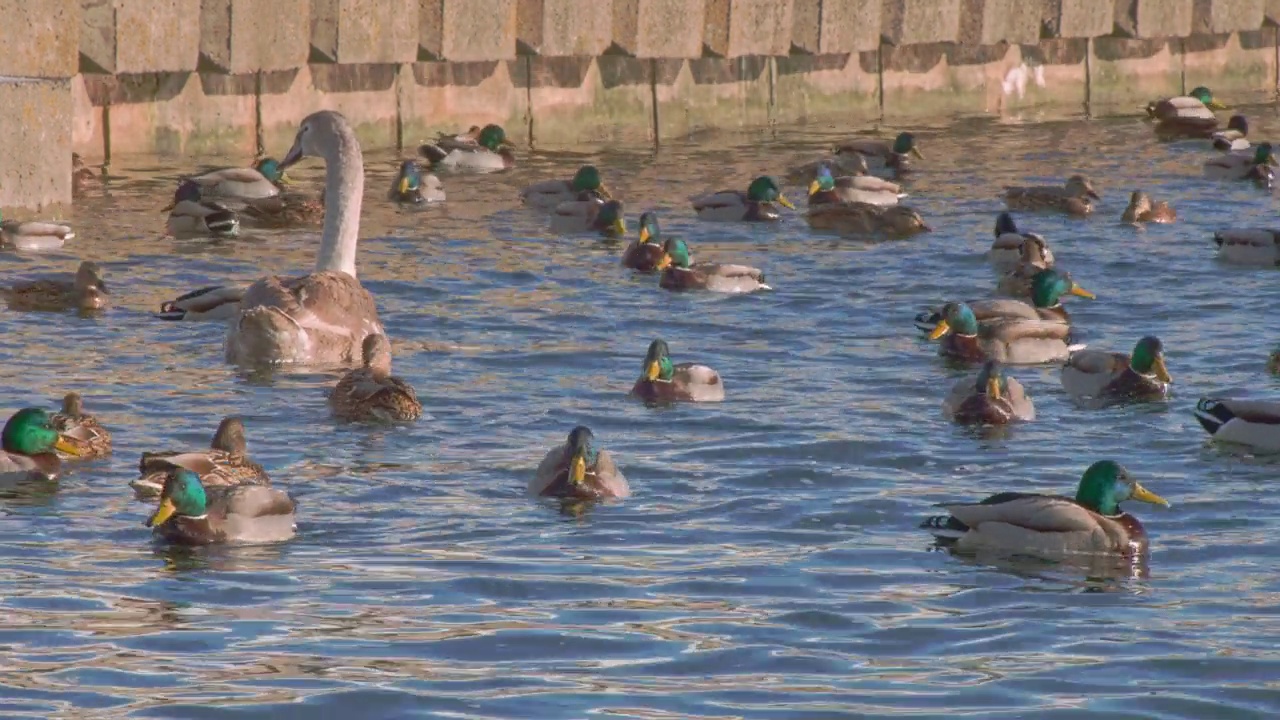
[224,110,384,366]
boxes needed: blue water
[2,113,1280,718]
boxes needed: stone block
[80,0,201,74]
[420,0,517,61]
[1268,0,1280,24]
[704,0,795,57]
[791,0,881,54]
[881,0,960,45]
[517,0,613,56]
[1113,0,1194,38]
[0,0,79,78]
[311,0,418,64]
[201,0,311,73]
[612,0,706,58]
[1192,0,1264,34]
[0,79,72,211]
[1042,0,1115,38]
[959,0,1041,45]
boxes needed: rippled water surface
[5,109,1280,718]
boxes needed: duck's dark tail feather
[418,144,448,166]
[913,309,941,334]
[205,211,240,237]
[920,514,968,542]
[1194,398,1233,435]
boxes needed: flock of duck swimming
[2,87,1280,564]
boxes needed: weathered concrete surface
[201,0,312,73]
[0,80,73,213]
[959,0,1042,45]
[1267,0,1280,25]
[704,0,796,58]
[403,60,526,145]
[791,0,880,54]
[80,0,201,74]
[1192,0,1265,34]
[1042,0,1115,38]
[612,0,706,58]
[881,0,961,45]
[774,54,878,122]
[517,0,612,56]
[1,0,80,78]
[310,0,418,64]
[1113,0,1194,38]
[420,0,517,62]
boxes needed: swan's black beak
[280,139,305,170]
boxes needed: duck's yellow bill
[146,497,177,527]
[777,195,796,210]
[807,180,822,196]
[1207,100,1228,111]
[911,147,925,160]
[569,454,587,486]
[639,226,651,244]
[54,436,81,456]
[646,360,661,381]
[1070,285,1096,299]
[161,201,177,212]
[1153,355,1172,383]
[611,219,627,236]
[597,184,613,199]
[278,172,294,186]
[928,320,951,340]
[398,176,411,194]
[656,254,672,271]
[1130,482,1170,508]
[986,377,1001,400]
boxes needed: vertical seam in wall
[767,57,777,131]
[876,44,885,122]
[649,58,660,150]
[1274,27,1279,96]
[102,97,112,171]
[525,56,534,150]
[394,64,404,153]
[254,71,264,157]
[1179,38,1186,95]
[1083,37,1092,119]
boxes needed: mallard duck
[521,165,611,209]
[807,201,931,236]
[1212,228,1280,265]
[915,268,1094,333]
[330,333,422,422]
[550,197,626,236]
[131,417,270,498]
[691,176,794,222]
[1268,350,1280,374]
[834,131,924,171]
[629,339,725,403]
[1121,191,1175,224]
[785,150,874,184]
[4,260,108,313]
[190,157,286,201]
[925,302,1077,365]
[988,213,1054,270]
[1212,114,1250,151]
[1,408,81,480]
[72,153,97,193]
[807,161,906,207]
[155,284,246,321]
[529,426,630,500]
[921,460,1169,556]
[1004,175,1099,216]
[226,111,385,366]
[1194,398,1280,452]
[0,210,75,251]
[51,392,112,459]
[163,180,240,238]
[1061,336,1171,401]
[241,189,325,227]
[1203,143,1277,185]
[1147,86,1226,135]
[387,159,445,203]
[657,238,770,293]
[942,360,1035,424]
[419,124,516,172]
[620,211,667,272]
[145,468,296,545]
[995,235,1054,298]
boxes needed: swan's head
[281,111,354,170]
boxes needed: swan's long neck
[316,129,364,277]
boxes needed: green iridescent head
[596,200,626,236]
[974,360,1007,398]
[1074,461,1169,515]
[1030,269,1096,308]
[146,469,208,527]
[2,408,78,457]
[565,425,599,487]
[638,211,661,245]
[929,302,979,338]
[658,237,692,270]
[746,176,794,208]
[1131,336,1171,382]
[809,164,836,197]
[1189,86,1226,110]
[255,157,289,185]
[891,132,923,158]
[395,160,422,196]
[1253,142,1276,166]
[643,339,675,382]
[478,124,511,152]
[571,165,604,193]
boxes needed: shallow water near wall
[3,111,1280,718]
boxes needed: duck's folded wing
[1005,377,1036,420]
[1215,399,1280,423]
[944,494,1097,532]
[521,179,571,198]
[691,191,746,209]
[139,450,222,476]
[835,139,889,156]
[594,450,631,498]
[222,485,296,518]
[705,262,763,280]
[969,298,1043,323]
[197,168,267,184]
[14,222,75,238]
[241,271,379,330]
[529,442,569,495]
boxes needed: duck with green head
[942,360,1035,424]
[0,408,81,480]
[657,237,770,293]
[621,212,668,271]
[924,300,1077,365]
[807,162,906,207]
[132,417,270,498]
[922,460,1170,556]
[915,267,1095,335]
[387,159,445,204]
[1212,114,1250,152]
[630,338,725,404]
[550,197,626,237]
[691,175,794,222]
[1062,336,1171,401]
[995,234,1055,298]
[1005,175,1100,216]
[0,209,75,252]
[419,123,516,172]
[242,156,327,227]
[835,131,924,172]
[189,157,287,201]
[1147,86,1227,135]
[529,426,630,500]
[163,180,241,238]
[1204,142,1278,185]
[146,468,297,545]
[522,165,611,209]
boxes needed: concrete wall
[5,0,1280,212]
